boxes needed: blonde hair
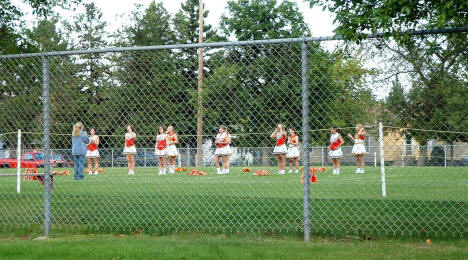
[356,124,363,131]
[73,122,83,136]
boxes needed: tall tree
[69,2,109,105]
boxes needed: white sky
[14,0,337,37]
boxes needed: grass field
[0,233,467,260]
[0,166,467,238]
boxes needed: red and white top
[168,132,177,146]
[156,134,167,150]
[354,133,365,144]
[215,132,228,148]
[125,133,135,147]
[276,133,286,146]
[288,134,298,147]
[88,135,98,151]
[329,133,341,150]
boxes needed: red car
[0,151,56,168]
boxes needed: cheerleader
[123,125,137,175]
[86,128,100,175]
[270,124,287,174]
[286,128,300,173]
[166,125,179,174]
[214,125,232,174]
[155,126,167,175]
[348,124,367,173]
[329,126,344,175]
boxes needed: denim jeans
[73,155,85,180]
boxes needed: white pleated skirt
[123,146,137,155]
[351,143,367,155]
[273,144,287,154]
[155,148,167,157]
[215,145,232,156]
[166,145,179,157]
[286,146,300,158]
[86,150,100,158]
[329,147,343,158]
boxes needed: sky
[14,0,337,38]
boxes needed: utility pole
[196,0,204,167]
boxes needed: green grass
[0,166,467,238]
[0,233,467,260]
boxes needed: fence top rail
[0,27,466,59]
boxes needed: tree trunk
[417,143,427,166]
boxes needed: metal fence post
[16,129,21,193]
[301,37,311,242]
[378,122,386,197]
[42,54,52,236]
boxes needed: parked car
[0,151,56,168]
[52,154,74,167]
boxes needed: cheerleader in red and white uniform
[123,125,137,175]
[329,126,344,175]
[166,125,179,174]
[270,124,287,174]
[214,125,232,174]
[347,124,367,173]
[86,128,100,175]
[286,128,300,173]
[155,126,168,175]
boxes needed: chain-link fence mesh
[1,32,467,238]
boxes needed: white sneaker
[94,171,98,175]
[217,168,222,174]
[355,168,360,173]
[288,169,293,173]
[360,168,365,173]
[224,169,229,174]
[278,170,285,175]
[88,171,92,175]
[295,170,299,174]
[337,169,340,175]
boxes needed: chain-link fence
[1,29,467,239]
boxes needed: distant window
[403,135,413,156]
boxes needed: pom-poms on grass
[301,167,327,183]
[242,167,251,172]
[51,170,69,176]
[188,169,207,176]
[175,167,187,172]
[254,170,270,176]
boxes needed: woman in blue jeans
[72,122,90,180]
